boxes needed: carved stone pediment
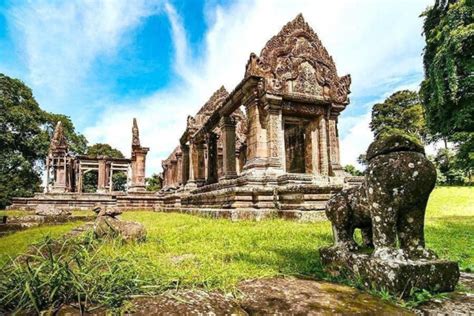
[49,121,68,155]
[195,86,229,126]
[245,14,351,106]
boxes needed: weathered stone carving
[321,135,459,295]
[245,14,351,106]
[49,121,68,154]
[93,205,146,242]
[130,118,149,192]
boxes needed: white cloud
[9,0,435,175]
[8,0,160,110]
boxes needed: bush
[0,235,142,314]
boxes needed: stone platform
[8,191,160,211]
[320,247,460,296]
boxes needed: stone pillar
[129,118,149,192]
[181,144,190,185]
[45,159,51,193]
[319,116,329,176]
[243,94,268,172]
[305,118,320,175]
[220,116,237,179]
[207,132,218,184]
[185,142,198,190]
[328,113,343,176]
[176,152,183,186]
[97,158,107,193]
[196,142,206,185]
[51,157,67,193]
[264,96,285,173]
[171,159,178,186]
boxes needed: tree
[86,143,124,158]
[370,90,428,142]
[432,148,466,185]
[0,73,90,207]
[420,0,473,137]
[82,143,126,193]
[146,173,162,192]
[0,74,49,208]
[343,165,363,176]
[420,0,473,183]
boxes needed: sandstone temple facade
[9,14,361,219]
[158,14,358,220]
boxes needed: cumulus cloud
[7,0,160,111]
[7,0,435,175]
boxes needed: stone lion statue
[326,134,437,260]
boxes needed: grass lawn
[0,222,84,266]
[0,186,472,311]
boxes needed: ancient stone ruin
[158,14,359,220]
[320,135,459,296]
[9,14,362,219]
[93,204,147,242]
[9,119,159,211]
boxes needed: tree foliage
[86,143,124,158]
[343,165,363,176]
[0,73,87,208]
[420,0,473,137]
[146,173,162,192]
[0,74,48,208]
[420,0,473,180]
[370,90,428,142]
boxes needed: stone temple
[158,14,359,220]
[10,14,362,219]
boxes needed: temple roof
[245,13,351,105]
[187,86,229,130]
[49,121,68,154]
[132,118,140,147]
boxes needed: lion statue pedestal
[319,135,459,296]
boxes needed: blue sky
[0,0,434,173]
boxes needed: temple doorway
[284,121,306,173]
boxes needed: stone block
[319,247,459,297]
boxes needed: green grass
[0,222,83,266]
[0,186,472,312]
[425,186,474,218]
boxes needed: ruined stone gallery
[5,12,463,305]
[10,14,358,218]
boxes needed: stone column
[97,158,107,193]
[171,159,178,186]
[108,162,113,192]
[243,93,268,172]
[220,116,237,179]
[305,118,320,175]
[264,96,285,173]
[130,147,149,192]
[45,158,51,193]
[206,132,218,184]
[328,113,343,176]
[185,142,198,189]
[196,142,206,185]
[318,116,329,176]
[181,144,190,185]
[52,157,67,193]
[176,152,183,186]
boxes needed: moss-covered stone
[323,135,459,296]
